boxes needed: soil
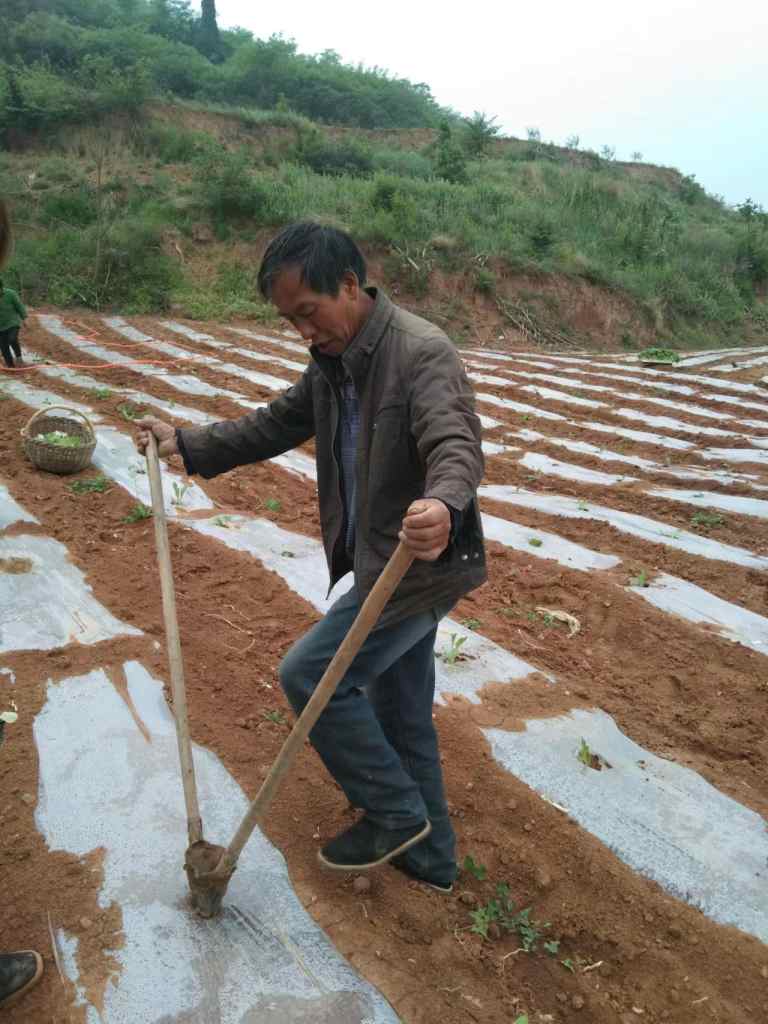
[1,315,767,1023]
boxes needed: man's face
[270,266,361,358]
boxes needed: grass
[69,475,110,494]
[3,110,766,339]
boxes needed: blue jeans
[279,585,457,883]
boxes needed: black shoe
[0,950,43,1009]
[391,855,455,894]
[318,817,431,871]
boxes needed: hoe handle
[220,541,415,872]
[146,435,203,846]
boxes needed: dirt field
[1,313,767,1023]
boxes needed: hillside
[1,2,767,350]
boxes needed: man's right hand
[136,416,178,458]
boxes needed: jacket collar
[310,288,394,383]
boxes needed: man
[0,197,45,1010]
[138,222,486,892]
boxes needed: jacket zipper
[325,376,347,597]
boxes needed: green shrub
[134,122,211,164]
[371,174,400,212]
[433,123,467,184]
[294,134,374,177]
[173,260,277,321]
[371,147,433,180]
[473,266,496,295]
[196,151,290,223]
[11,215,180,313]
[40,186,98,228]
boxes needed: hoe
[146,435,414,916]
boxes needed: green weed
[691,510,725,528]
[264,497,282,513]
[639,347,680,363]
[69,475,110,494]
[629,569,649,587]
[460,618,482,630]
[263,710,288,726]
[528,537,543,548]
[462,854,487,881]
[118,402,145,422]
[123,503,152,523]
[90,387,113,400]
[577,738,594,767]
[469,882,556,953]
[171,481,191,507]
[34,430,85,448]
[441,633,467,665]
[212,515,235,528]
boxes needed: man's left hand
[399,499,451,561]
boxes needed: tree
[197,0,222,62]
[462,111,500,157]
[631,151,643,162]
[601,144,616,161]
[565,134,580,150]
[434,121,467,184]
[148,0,194,46]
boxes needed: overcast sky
[212,0,767,207]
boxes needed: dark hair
[258,222,366,299]
[0,200,12,270]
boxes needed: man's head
[258,222,372,357]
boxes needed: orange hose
[2,358,179,372]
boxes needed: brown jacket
[179,289,487,625]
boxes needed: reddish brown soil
[1,318,767,1023]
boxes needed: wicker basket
[21,406,97,475]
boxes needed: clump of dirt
[0,557,33,574]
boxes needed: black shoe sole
[391,857,455,893]
[317,820,432,872]
[0,951,43,1010]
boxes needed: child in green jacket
[0,277,26,369]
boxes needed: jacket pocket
[368,403,423,534]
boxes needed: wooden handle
[146,434,203,845]
[219,541,415,872]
